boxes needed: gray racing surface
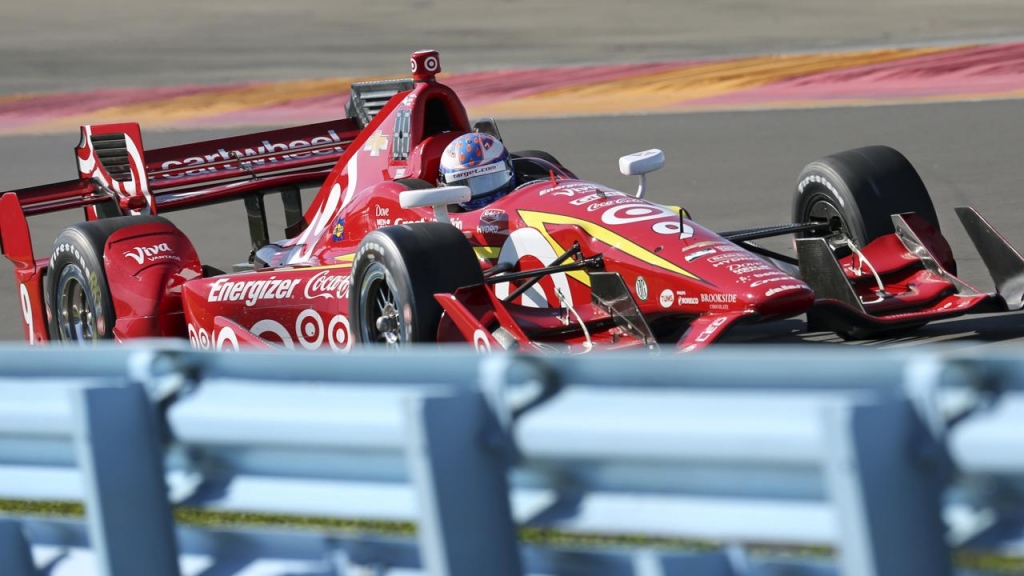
[3,99,1024,348]
[4,0,1024,94]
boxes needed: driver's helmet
[438,133,515,211]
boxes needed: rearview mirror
[618,149,664,198]
[399,186,471,225]
[619,149,664,176]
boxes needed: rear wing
[0,76,413,345]
[1,77,415,221]
[0,119,365,344]
[0,77,415,255]
[0,119,362,266]
[1,119,359,225]
[97,119,362,215]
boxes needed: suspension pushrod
[487,243,581,299]
[721,221,832,243]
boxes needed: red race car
[3,50,1023,353]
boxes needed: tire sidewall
[793,146,939,248]
[348,223,483,346]
[49,229,116,341]
[351,243,419,344]
[794,164,869,245]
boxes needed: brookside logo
[124,243,178,265]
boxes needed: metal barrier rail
[0,343,1022,575]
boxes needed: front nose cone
[753,281,815,317]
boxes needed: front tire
[349,223,483,347]
[793,145,940,251]
[794,146,941,340]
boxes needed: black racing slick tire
[349,222,484,347]
[47,216,169,343]
[793,145,940,250]
[795,147,942,340]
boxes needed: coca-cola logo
[124,242,177,265]
[304,270,350,300]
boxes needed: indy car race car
[3,50,1024,353]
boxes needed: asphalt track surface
[5,0,1024,348]
[3,98,1024,349]
[4,0,1024,94]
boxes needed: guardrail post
[821,399,952,576]
[404,392,522,576]
[70,384,180,576]
[0,520,38,576]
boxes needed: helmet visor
[442,162,512,199]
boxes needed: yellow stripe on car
[517,210,701,282]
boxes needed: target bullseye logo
[189,312,352,353]
[296,309,324,350]
[410,50,441,80]
[472,329,491,352]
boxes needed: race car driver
[438,133,516,211]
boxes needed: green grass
[4,498,1024,573]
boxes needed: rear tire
[48,216,170,343]
[349,222,483,347]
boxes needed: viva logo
[124,243,176,265]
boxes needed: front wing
[435,207,1024,351]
